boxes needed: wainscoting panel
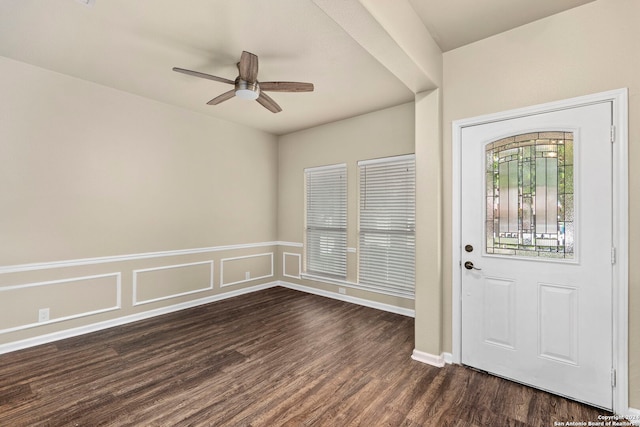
[220,253,273,287]
[133,261,214,306]
[0,273,121,334]
[282,252,301,279]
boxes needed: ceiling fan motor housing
[235,78,260,100]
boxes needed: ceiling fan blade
[256,92,282,113]
[173,67,235,85]
[207,89,236,105]
[238,51,259,82]
[259,82,314,92]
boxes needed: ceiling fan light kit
[235,79,259,100]
[173,51,313,113]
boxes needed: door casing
[451,88,629,414]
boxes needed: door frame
[451,89,628,414]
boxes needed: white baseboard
[0,281,278,355]
[627,407,640,426]
[278,280,415,317]
[411,349,446,368]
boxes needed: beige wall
[441,0,639,407]
[0,57,279,346]
[277,102,416,310]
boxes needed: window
[485,132,574,259]
[358,155,415,298]
[304,164,347,279]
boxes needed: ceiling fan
[173,51,314,113]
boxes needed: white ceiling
[0,0,596,135]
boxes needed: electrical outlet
[38,308,50,322]
[338,287,346,295]
[245,271,250,280]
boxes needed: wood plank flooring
[0,286,610,426]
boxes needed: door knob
[464,261,481,271]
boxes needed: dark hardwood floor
[0,286,610,426]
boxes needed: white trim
[358,153,415,166]
[0,241,279,274]
[276,241,303,248]
[220,252,274,287]
[132,260,214,306]
[0,282,279,356]
[452,110,463,365]
[282,252,301,280]
[451,88,629,413]
[411,349,445,367]
[0,273,122,335]
[443,352,453,365]
[279,280,415,317]
[626,408,640,426]
[611,89,629,416]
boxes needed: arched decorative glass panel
[485,132,574,259]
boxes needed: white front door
[460,101,613,409]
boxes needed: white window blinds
[305,164,347,279]
[358,155,415,298]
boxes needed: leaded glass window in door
[485,132,574,259]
